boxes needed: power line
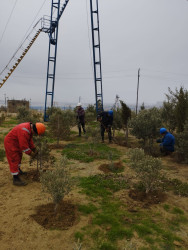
[0,0,19,44]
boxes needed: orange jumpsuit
[4,123,35,175]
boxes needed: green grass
[77,173,185,250]
[62,143,121,162]
[78,203,97,214]
[172,207,184,215]
[79,175,128,198]
[1,117,18,126]
[74,231,84,241]
[163,204,170,211]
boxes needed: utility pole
[136,68,140,115]
[4,93,6,107]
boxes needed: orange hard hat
[35,123,46,135]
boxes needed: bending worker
[156,127,175,155]
[97,110,113,143]
[4,122,46,186]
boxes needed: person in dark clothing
[76,103,86,136]
[156,127,175,155]
[97,110,113,143]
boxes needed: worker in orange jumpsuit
[4,122,46,186]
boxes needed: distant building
[7,99,29,113]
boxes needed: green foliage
[128,148,163,193]
[48,108,76,144]
[112,107,122,131]
[164,87,188,132]
[161,101,176,132]
[130,107,162,154]
[140,102,145,111]
[17,106,42,123]
[163,178,188,197]
[85,104,96,123]
[30,136,55,170]
[40,156,72,207]
[120,100,131,128]
[175,120,188,163]
[0,149,5,161]
[62,143,120,163]
[130,107,162,142]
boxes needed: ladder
[90,0,103,114]
[44,0,70,121]
[0,20,42,88]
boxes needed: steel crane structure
[44,0,104,121]
[0,0,104,120]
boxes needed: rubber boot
[13,175,27,186]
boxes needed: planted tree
[175,120,188,163]
[40,156,72,212]
[163,87,188,132]
[17,106,42,123]
[30,136,55,171]
[120,100,131,144]
[130,107,162,154]
[128,148,162,193]
[85,104,96,123]
[48,108,76,144]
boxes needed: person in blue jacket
[156,128,175,155]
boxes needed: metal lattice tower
[90,0,103,114]
[44,0,69,121]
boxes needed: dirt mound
[129,189,167,205]
[22,169,40,182]
[99,161,124,173]
[31,200,78,230]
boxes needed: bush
[130,108,162,154]
[48,108,76,144]
[128,148,162,193]
[17,107,42,123]
[175,120,188,163]
[30,136,55,170]
[40,156,72,211]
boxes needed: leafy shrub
[17,106,42,123]
[48,108,76,144]
[40,156,72,211]
[128,148,162,193]
[30,136,55,170]
[130,107,162,154]
[175,120,188,163]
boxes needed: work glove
[30,149,38,158]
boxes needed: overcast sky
[0,0,188,108]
